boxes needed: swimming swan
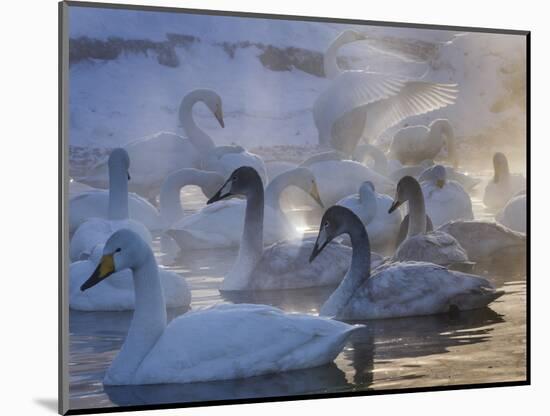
[390,119,458,167]
[483,152,526,209]
[309,206,503,319]
[159,169,225,228]
[69,149,152,261]
[207,167,353,291]
[437,219,526,262]
[168,167,324,250]
[70,244,190,311]
[496,193,526,233]
[419,165,473,227]
[388,176,469,267]
[336,181,402,251]
[80,229,361,385]
[313,30,458,154]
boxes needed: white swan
[167,167,324,250]
[69,149,152,261]
[483,152,526,210]
[301,157,395,206]
[388,176,470,267]
[309,205,503,319]
[79,229,361,385]
[419,165,473,227]
[206,167,354,291]
[79,89,266,200]
[337,181,402,252]
[496,193,527,233]
[159,169,224,228]
[70,244,190,311]
[390,119,458,167]
[437,219,526,262]
[313,30,458,154]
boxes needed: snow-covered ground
[68,6,526,174]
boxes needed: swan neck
[108,163,129,220]
[242,182,265,258]
[407,185,427,237]
[107,252,167,383]
[359,187,378,223]
[324,36,347,79]
[320,219,370,317]
[180,94,216,154]
[494,158,510,183]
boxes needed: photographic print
[59,1,529,414]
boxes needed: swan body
[437,220,526,262]
[419,165,473,227]
[483,152,526,209]
[70,190,161,233]
[70,149,152,261]
[201,145,267,185]
[168,168,322,250]
[310,206,502,320]
[70,245,190,311]
[207,167,353,291]
[265,161,299,182]
[390,119,457,166]
[79,229,360,385]
[313,31,457,153]
[496,194,527,233]
[337,181,401,251]
[418,164,481,191]
[389,176,469,267]
[305,159,395,206]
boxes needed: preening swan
[483,152,526,209]
[309,206,503,320]
[337,181,402,252]
[207,167,353,291]
[313,30,458,154]
[419,165,473,227]
[437,219,526,262]
[159,169,224,228]
[168,167,324,250]
[496,193,526,233]
[388,176,470,267]
[70,149,152,262]
[390,119,457,167]
[70,244,190,311]
[80,229,361,385]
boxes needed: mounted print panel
[59,1,529,414]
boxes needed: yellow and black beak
[388,200,402,214]
[80,254,116,291]
[436,179,445,188]
[309,182,324,208]
[309,227,330,263]
[215,107,225,128]
[127,171,131,181]
[207,178,232,205]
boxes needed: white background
[1,0,544,415]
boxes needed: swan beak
[310,182,324,208]
[207,179,232,204]
[388,200,402,214]
[215,108,225,128]
[309,228,329,263]
[436,179,445,188]
[81,254,115,291]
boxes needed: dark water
[68,185,527,411]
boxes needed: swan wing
[134,304,359,384]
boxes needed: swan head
[207,166,262,204]
[179,89,224,128]
[109,148,131,180]
[310,205,365,263]
[388,176,422,213]
[279,167,324,208]
[80,229,150,291]
[493,152,510,183]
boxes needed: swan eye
[324,221,330,228]
[232,176,237,182]
[115,248,121,253]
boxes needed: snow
[68,5,526,172]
